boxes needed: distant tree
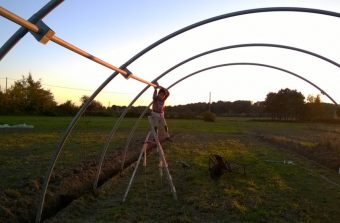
[307,94,321,103]
[80,95,104,111]
[5,73,56,114]
[0,91,6,114]
[231,100,252,115]
[80,95,110,115]
[264,92,280,119]
[305,94,324,120]
[251,101,266,117]
[211,101,225,114]
[264,88,305,120]
[167,100,267,118]
[280,88,305,119]
[57,100,78,115]
[126,106,149,117]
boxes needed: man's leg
[151,112,161,139]
[160,115,170,138]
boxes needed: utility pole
[5,77,7,93]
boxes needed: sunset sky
[1,0,340,107]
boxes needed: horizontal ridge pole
[0,7,39,32]
[0,6,157,88]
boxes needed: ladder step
[145,140,156,144]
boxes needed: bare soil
[257,133,340,171]
[1,138,160,223]
[2,127,340,222]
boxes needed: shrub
[202,111,216,122]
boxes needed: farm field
[1,116,340,222]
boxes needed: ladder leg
[148,116,177,200]
[122,132,151,202]
[157,142,177,200]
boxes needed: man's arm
[153,88,158,100]
[163,88,170,100]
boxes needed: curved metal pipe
[0,0,64,60]
[35,72,120,223]
[37,7,340,221]
[168,63,337,105]
[102,42,340,178]
[118,7,340,70]
[121,63,338,163]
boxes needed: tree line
[0,74,338,121]
[166,89,337,121]
[263,88,337,121]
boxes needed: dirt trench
[256,134,340,171]
[1,139,160,223]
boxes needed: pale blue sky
[1,0,340,106]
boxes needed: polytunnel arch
[36,7,340,222]
[120,62,339,168]
[93,42,340,190]
[0,0,64,60]
[167,63,337,104]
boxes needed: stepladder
[122,116,177,202]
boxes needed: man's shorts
[150,111,169,137]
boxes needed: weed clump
[4,189,21,198]
[202,112,216,122]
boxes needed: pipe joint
[30,20,55,44]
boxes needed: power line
[42,83,133,95]
[0,76,135,95]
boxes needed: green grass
[46,133,340,223]
[0,116,148,188]
[1,116,340,222]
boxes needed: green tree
[5,73,56,114]
[231,100,252,116]
[80,95,103,111]
[57,100,78,115]
[80,95,108,115]
[307,94,321,103]
[0,90,6,114]
[305,94,324,120]
[264,92,280,119]
[264,88,305,120]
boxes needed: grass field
[1,116,340,222]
